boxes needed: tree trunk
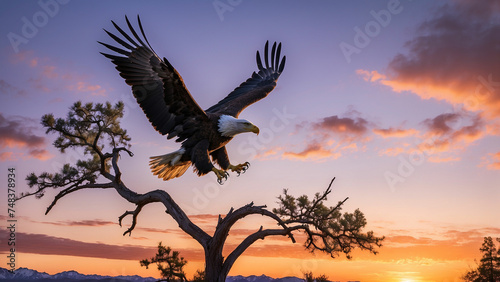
[204,244,226,282]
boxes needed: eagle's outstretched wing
[99,15,208,142]
[205,41,286,117]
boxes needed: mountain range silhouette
[0,268,305,282]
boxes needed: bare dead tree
[19,101,384,282]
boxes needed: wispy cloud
[9,50,107,97]
[40,219,116,227]
[283,141,341,161]
[481,151,500,170]
[283,108,371,161]
[0,229,180,261]
[375,111,485,162]
[67,81,106,96]
[0,79,27,96]
[312,114,369,135]
[373,127,418,138]
[377,146,407,157]
[370,227,500,262]
[417,111,485,161]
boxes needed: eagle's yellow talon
[212,167,229,184]
[229,162,250,176]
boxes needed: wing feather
[100,15,208,141]
[205,41,286,117]
[264,41,270,68]
[103,29,135,50]
[275,43,281,71]
[271,42,276,70]
[111,20,139,48]
[256,50,264,71]
[125,16,148,47]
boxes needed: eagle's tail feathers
[149,149,190,181]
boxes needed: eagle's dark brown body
[177,113,233,174]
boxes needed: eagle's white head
[218,115,260,137]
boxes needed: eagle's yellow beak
[249,124,260,135]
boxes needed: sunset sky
[1,1,499,281]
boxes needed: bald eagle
[99,16,286,184]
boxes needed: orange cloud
[378,147,406,157]
[417,111,485,157]
[427,155,460,163]
[254,147,281,160]
[26,149,52,161]
[357,1,500,118]
[357,69,385,83]
[312,114,369,135]
[9,50,34,64]
[283,141,340,161]
[0,152,15,161]
[40,219,116,227]
[372,110,488,163]
[42,65,58,79]
[285,108,372,161]
[481,151,500,170]
[0,113,52,161]
[373,127,418,138]
[67,81,107,96]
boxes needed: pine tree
[463,237,500,282]
[140,242,187,282]
[191,269,205,282]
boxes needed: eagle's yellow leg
[229,162,250,176]
[212,167,229,185]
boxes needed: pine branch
[273,178,384,259]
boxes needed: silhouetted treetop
[21,101,132,209]
[273,178,383,259]
[140,242,187,281]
